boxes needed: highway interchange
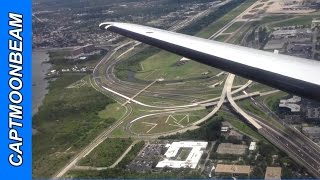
[53,0,320,178]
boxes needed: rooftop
[249,142,257,151]
[156,141,208,169]
[215,164,251,175]
[302,126,320,134]
[265,167,282,180]
[306,108,320,119]
[279,96,301,112]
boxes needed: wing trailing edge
[100,22,320,101]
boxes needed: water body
[32,50,51,115]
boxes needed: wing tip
[99,22,115,30]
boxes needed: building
[279,96,301,112]
[263,39,286,52]
[265,167,282,180]
[221,126,229,132]
[302,126,320,142]
[221,122,231,135]
[216,143,248,155]
[249,142,257,151]
[214,164,251,176]
[271,29,312,39]
[306,107,320,120]
[312,18,320,29]
[156,141,208,169]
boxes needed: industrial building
[279,96,301,112]
[214,164,251,176]
[156,141,208,169]
[271,28,312,39]
[264,167,282,180]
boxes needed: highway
[222,73,320,177]
[258,124,320,177]
[52,0,320,178]
[226,74,262,129]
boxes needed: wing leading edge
[100,22,320,101]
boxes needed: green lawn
[246,83,274,93]
[130,112,206,135]
[135,50,219,81]
[268,15,320,28]
[177,148,192,160]
[98,103,125,120]
[238,99,268,118]
[214,34,230,42]
[238,99,284,129]
[224,21,245,33]
[263,91,288,111]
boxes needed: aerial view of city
[32,0,320,179]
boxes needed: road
[208,0,261,39]
[223,78,320,177]
[52,98,132,179]
[73,140,140,171]
[53,1,263,177]
[226,74,262,129]
[52,0,320,178]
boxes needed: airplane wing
[100,22,320,101]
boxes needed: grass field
[79,138,133,167]
[246,82,274,93]
[238,99,268,118]
[215,34,230,42]
[228,21,254,45]
[130,111,207,135]
[233,76,249,86]
[224,21,245,33]
[177,148,192,161]
[263,91,289,111]
[268,15,320,28]
[197,0,257,38]
[135,51,220,81]
[238,99,284,129]
[98,103,125,120]
[33,74,116,177]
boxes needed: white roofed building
[156,141,208,169]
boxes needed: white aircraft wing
[100,22,320,101]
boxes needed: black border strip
[103,25,320,101]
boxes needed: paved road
[52,101,132,179]
[227,87,320,177]
[226,74,262,129]
[208,0,261,39]
[52,0,297,178]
